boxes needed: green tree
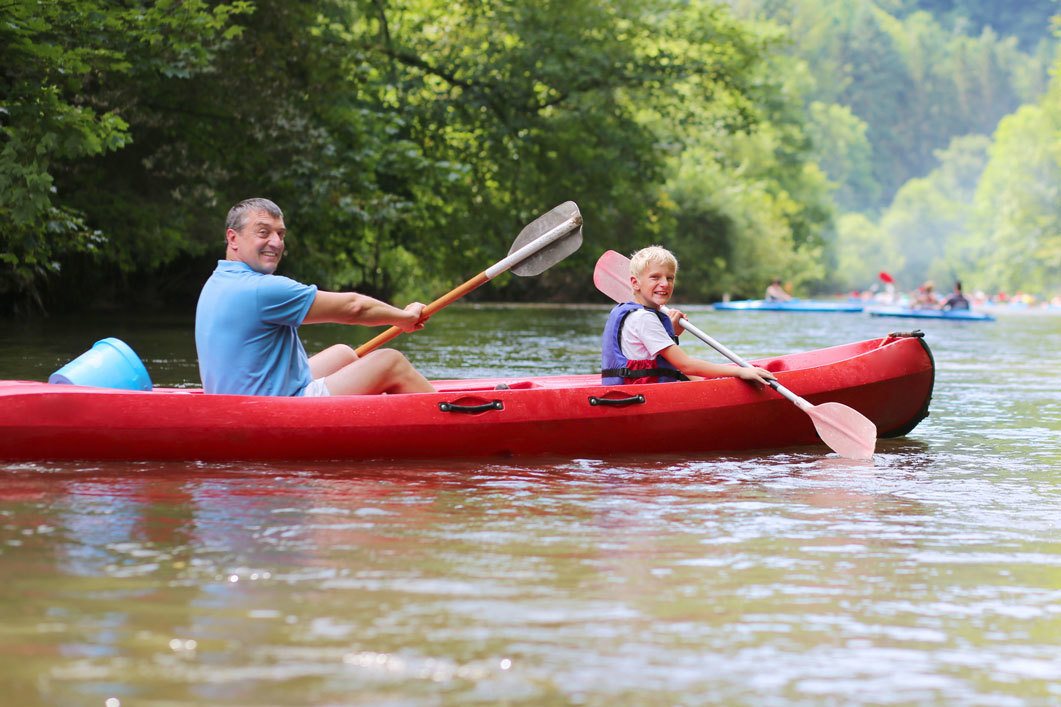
[805,101,881,212]
[965,93,1061,296]
[731,0,1051,208]
[898,0,1058,51]
[663,143,827,300]
[833,212,903,293]
[0,0,251,312]
[876,134,990,289]
[358,0,777,301]
[4,0,791,312]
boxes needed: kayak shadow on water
[0,432,933,482]
[0,446,896,514]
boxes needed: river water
[1,305,1059,705]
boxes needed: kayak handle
[588,394,646,407]
[438,400,504,414]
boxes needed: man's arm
[303,291,427,332]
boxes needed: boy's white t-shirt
[620,308,676,360]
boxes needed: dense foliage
[0,0,1057,314]
[734,0,1058,297]
[896,0,1058,50]
[0,0,253,311]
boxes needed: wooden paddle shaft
[355,214,582,357]
[355,272,490,356]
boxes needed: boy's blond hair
[629,245,678,278]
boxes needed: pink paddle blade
[808,402,877,460]
[593,250,634,304]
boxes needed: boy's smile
[632,264,675,309]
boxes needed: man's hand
[399,302,429,332]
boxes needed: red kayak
[0,333,934,461]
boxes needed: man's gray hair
[225,198,283,233]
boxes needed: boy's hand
[737,366,776,386]
[666,308,686,336]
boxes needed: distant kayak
[713,299,864,313]
[867,305,995,321]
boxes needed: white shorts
[301,378,331,397]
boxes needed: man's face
[227,210,286,274]
[632,262,675,309]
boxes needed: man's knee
[312,343,357,364]
[331,344,358,364]
[372,348,413,372]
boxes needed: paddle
[356,202,583,356]
[593,250,877,459]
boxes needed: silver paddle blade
[509,201,583,276]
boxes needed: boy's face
[632,261,676,309]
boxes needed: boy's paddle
[593,250,877,460]
[356,202,583,356]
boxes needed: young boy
[601,246,776,386]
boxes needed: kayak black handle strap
[439,400,504,413]
[588,394,645,407]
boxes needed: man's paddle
[356,202,583,356]
[593,249,877,459]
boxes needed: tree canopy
[1,0,1057,313]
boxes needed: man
[195,198,435,396]
[940,280,970,311]
[914,281,939,309]
[765,278,792,302]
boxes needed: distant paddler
[765,278,793,302]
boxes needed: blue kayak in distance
[866,305,995,321]
[712,299,864,313]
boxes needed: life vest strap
[600,366,689,382]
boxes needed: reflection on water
[0,307,1059,704]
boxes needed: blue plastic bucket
[48,337,153,391]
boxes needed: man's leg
[308,344,358,379]
[324,349,435,395]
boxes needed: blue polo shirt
[195,260,318,396]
